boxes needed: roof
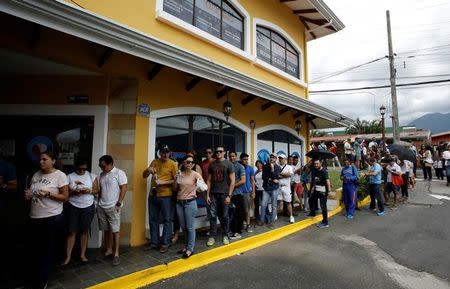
[311,130,431,143]
[281,0,345,41]
[431,131,450,138]
[0,0,353,129]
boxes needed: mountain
[408,113,450,134]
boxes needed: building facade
[0,0,351,247]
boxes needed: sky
[307,0,450,128]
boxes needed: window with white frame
[256,26,300,79]
[163,0,244,50]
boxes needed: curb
[88,196,371,289]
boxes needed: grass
[327,167,342,192]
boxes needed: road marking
[340,235,450,289]
[429,194,450,201]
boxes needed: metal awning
[0,0,353,129]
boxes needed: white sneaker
[289,216,295,223]
[274,215,278,221]
[229,233,242,240]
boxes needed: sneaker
[112,256,120,266]
[229,233,242,240]
[289,216,295,223]
[316,222,329,228]
[206,238,215,246]
[347,214,354,219]
[274,215,278,221]
[305,213,315,218]
[223,236,230,245]
[159,245,169,253]
[246,225,254,233]
[377,211,385,216]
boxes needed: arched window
[156,114,246,160]
[162,0,245,50]
[257,129,303,164]
[256,26,300,79]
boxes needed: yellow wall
[1,14,308,246]
[64,0,308,96]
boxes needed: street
[147,179,450,289]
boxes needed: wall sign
[138,103,150,117]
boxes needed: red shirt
[200,158,214,182]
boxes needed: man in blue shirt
[340,158,359,219]
[228,151,246,240]
[363,157,385,216]
[239,153,255,232]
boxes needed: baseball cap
[270,152,277,157]
[160,145,170,152]
[278,153,287,159]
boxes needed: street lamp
[379,105,386,153]
[294,119,302,134]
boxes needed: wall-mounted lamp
[223,100,232,121]
[249,120,256,129]
[294,119,302,133]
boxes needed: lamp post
[294,119,302,134]
[379,105,386,153]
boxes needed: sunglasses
[215,150,224,153]
[184,160,194,164]
[206,151,213,154]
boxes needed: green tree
[310,130,326,137]
[346,118,382,134]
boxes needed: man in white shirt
[98,155,128,266]
[368,137,378,149]
[277,154,295,223]
[344,138,354,161]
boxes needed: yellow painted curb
[88,196,370,289]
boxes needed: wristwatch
[116,202,122,207]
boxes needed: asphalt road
[147,180,450,289]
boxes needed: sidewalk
[43,199,341,289]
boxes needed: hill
[408,113,450,134]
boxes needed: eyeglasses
[215,150,224,154]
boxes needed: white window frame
[253,18,307,87]
[156,0,253,61]
[253,124,306,166]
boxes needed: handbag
[352,165,360,185]
[196,177,208,192]
[391,174,404,186]
[295,183,304,198]
[424,162,433,168]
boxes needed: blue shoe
[316,222,329,228]
[347,214,354,219]
[377,211,385,216]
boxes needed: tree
[346,118,382,134]
[310,130,326,137]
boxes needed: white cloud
[308,0,450,126]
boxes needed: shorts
[67,202,95,233]
[97,206,121,233]
[278,185,292,202]
[242,193,250,213]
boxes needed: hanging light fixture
[294,119,302,133]
[249,120,256,129]
[223,93,232,121]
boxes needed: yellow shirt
[149,159,178,197]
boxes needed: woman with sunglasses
[24,151,69,289]
[172,155,202,258]
[62,159,99,266]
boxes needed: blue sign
[138,103,150,117]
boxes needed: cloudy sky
[307,0,450,128]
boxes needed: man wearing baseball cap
[143,144,178,253]
[278,154,295,223]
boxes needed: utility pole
[386,10,400,143]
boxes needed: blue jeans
[209,194,229,238]
[369,183,384,212]
[176,199,197,252]
[148,196,172,247]
[260,189,279,224]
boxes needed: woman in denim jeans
[173,155,202,258]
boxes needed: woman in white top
[384,157,402,207]
[62,159,98,266]
[24,151,69,289]
[172,155,202,258]
[253,160,264,225]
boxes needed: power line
[309,79,450,93]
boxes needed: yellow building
[0,0,352,247]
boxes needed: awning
[0,0,353,129]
